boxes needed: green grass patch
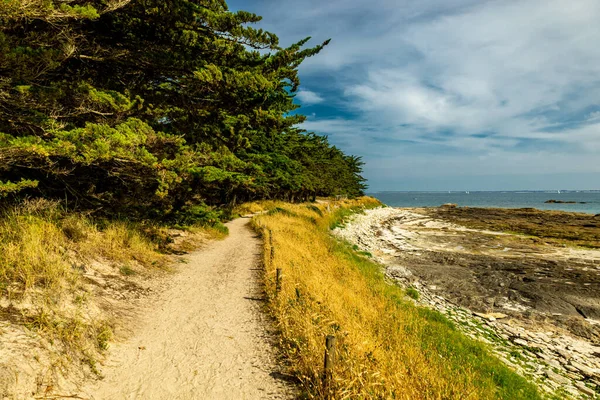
[406,286,420,300]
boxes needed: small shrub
[406,286,420,300]
[119,265,136,276]
[169,203,223,227]
[96,323,113,351]
[211,222,229,236]
[306,205,323,216]
[61,216,89,242]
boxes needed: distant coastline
[368,191,600,214]
[372,190,600,193]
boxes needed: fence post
[275,268,282,295]
[323,335,336,397]
[269,230,275,264]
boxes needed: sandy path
[79,217,293,400]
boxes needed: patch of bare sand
[75,217,294,399]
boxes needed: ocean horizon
[369,191,600,214]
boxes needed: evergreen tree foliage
[0,0,366,222]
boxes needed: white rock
[514,338,529,346]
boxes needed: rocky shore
[334,206,600,399]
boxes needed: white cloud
[231,0,600,189]
[588,111,600,122]
[338,0,600,139]
[295,89,325,105]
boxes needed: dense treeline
[0,0,365,222]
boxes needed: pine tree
[0,0,365,222]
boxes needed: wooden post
[275,268,282,294]
[269,230,275,264]
[323,335,336,395]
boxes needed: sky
[227,0,600,191]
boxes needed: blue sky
[228,0,600,191]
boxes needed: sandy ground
[77,217,294,400]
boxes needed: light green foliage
[0,179,38,197]
[58,4,100,19]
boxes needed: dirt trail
[78,217,293,400]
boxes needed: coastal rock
[574,381,596,397]
[545,370,570,385]
[513,338,529,346]
[544,199,577,204]
[544,199,585,204]
[556,349,573,360]
[474,312,507,321]
[386,265,413,280]
[570,361,597,378]
[441,203,457,208]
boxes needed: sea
[369,191,600,215]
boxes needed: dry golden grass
[0,199,222,369]
[0,200,165,293]
[232,200,281,216]
[252,198,542,399]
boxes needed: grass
[0,198,225,374]
[231,200,281,216]
[406,286,420,300]
[252,197,543,399]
